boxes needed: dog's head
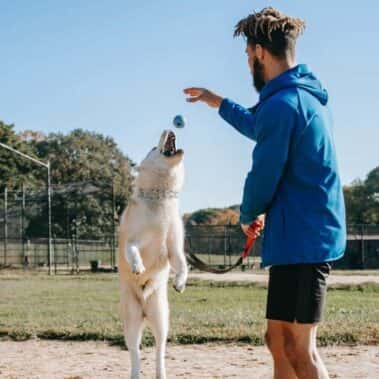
[136,130,184,192]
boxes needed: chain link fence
[0,185,378,272]
[185,224,263,270]
[185,224,379,270]
[0,182,116,273]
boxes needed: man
[184,7,346,379]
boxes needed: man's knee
[265,330,285,357]
[283,336,316,368]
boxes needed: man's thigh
[282,321,318,349]
[266,263,330,324]
[266,319,294,348]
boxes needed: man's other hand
[241,215,265,238]
[183,87,223,108]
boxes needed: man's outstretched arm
[184,87,257,140]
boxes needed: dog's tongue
[163,131,176,156]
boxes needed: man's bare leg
[265,320,297,379]
[310,325,329,378]
[282,322,329,379]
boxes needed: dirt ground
[189,272,379,284]
[0,340,377,379]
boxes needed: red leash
[186,220,263,274]
[241,220,263,258]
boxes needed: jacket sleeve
[218,98,257,141]
[239,102,297,225]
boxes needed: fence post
[360,224,365,269]
[3,187,8,266]
[111,179,116,270]
[73,219,79,273]
[21,183,26,266]
[223,225,227,267]
[47,161,54,275]
[228,231,232,267]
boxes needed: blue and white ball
[173,115,186,128]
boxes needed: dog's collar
[137,188,179,201]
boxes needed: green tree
[343,166,379,224]
[25,129,135,238]
[363,167,379,223]
[184,206,239,226]
[0,122,38,191]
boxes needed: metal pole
[228,234,232,266]
[75,219,79,273]
[111,179,116,270]
[4,188,8,266]
[47,161,53,275]
[21,183,26,266]
[360,224,365,269]
[0,142,48,168]
[0,141,52,273]
[223,225,227,267]
[208,236,211,266]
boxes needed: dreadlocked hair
[234,7,306,59]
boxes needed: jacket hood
[259,64,328,105]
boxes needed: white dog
[118,130,188,379]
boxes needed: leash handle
[242,220,263,259]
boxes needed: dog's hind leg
[120,284,144,379]
[125,243,146,275]
[145,285,169,379]
[167,222,188,293]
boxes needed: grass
[330,269,379,276]
[0,273,378,347]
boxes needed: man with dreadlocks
[184,6,346,379]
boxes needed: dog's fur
[118,130,188,379]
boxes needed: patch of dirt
[0,340,377,378]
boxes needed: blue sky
[1,1,378,214]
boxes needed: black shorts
[266,262,331,324]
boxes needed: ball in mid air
[173,115,186,128]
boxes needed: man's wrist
[214,96,224,108]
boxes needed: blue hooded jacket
[219,64,346,267]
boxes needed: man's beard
[252,57,266,93]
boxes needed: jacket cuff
[239,212,255,225]
[218,98,232,119]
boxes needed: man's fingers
[183,88,204,96]
[247,231,260,238]
[184,87,204,103]
[186,96,202,103]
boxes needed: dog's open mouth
[157,130,183,158]
[162,131,176,157]
[161,130,184,157]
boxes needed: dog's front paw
[173,274,186,293]
[131,260,146,275]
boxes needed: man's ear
[255,44,264,61]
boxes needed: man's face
[246,44,266,93]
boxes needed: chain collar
[137,188,179,201]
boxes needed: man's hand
[183,87,223,108]
[241,215,265,238]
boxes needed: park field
[0,272,378,346]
